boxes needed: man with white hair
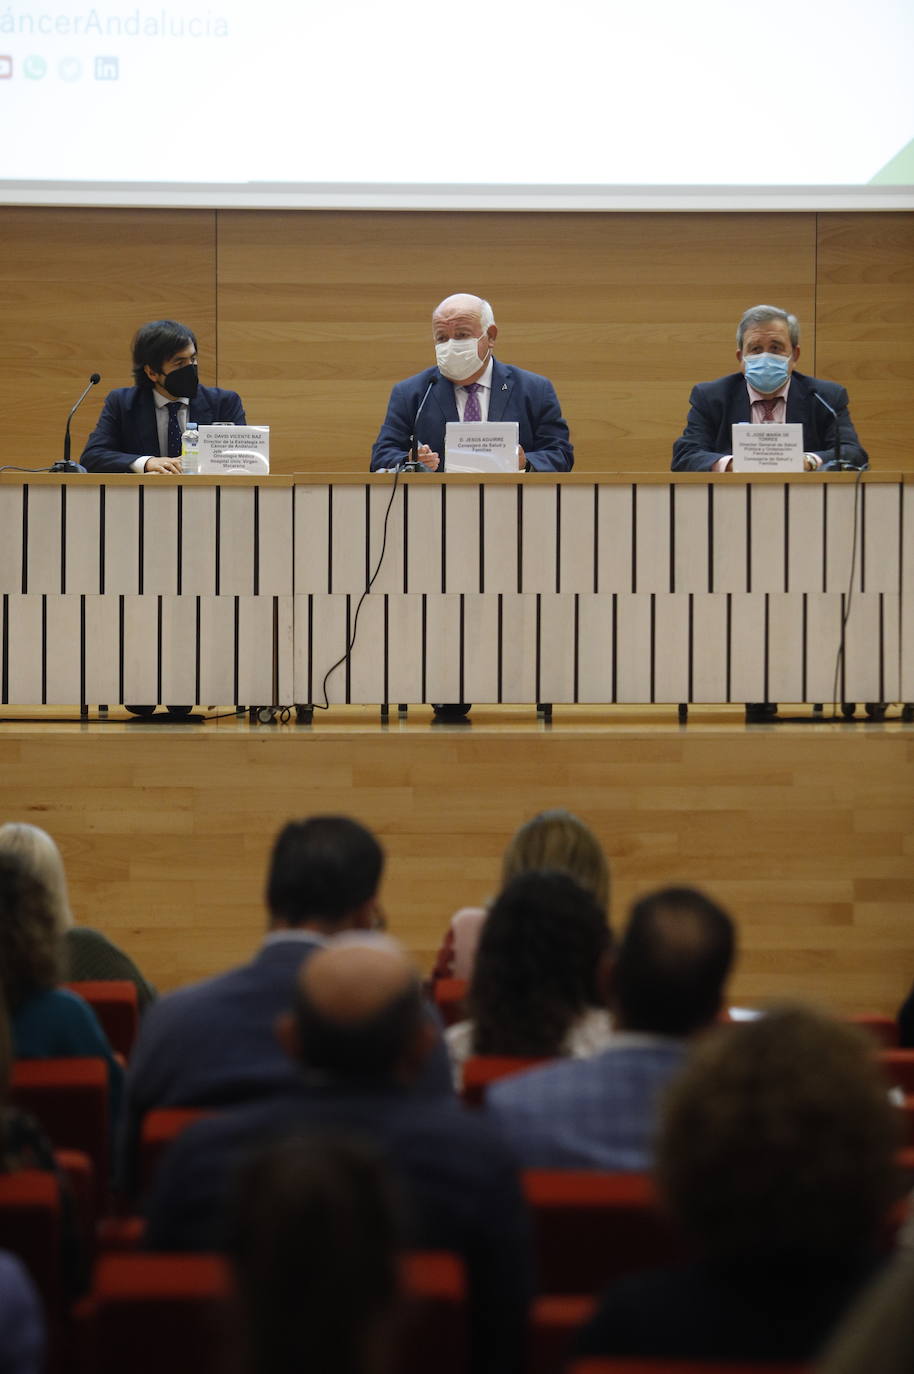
[370,292,574,472]
[671,304,868,472]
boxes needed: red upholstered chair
[461,1055,550,1107]
[138,1107,213,1193]
[878,1049,914,1093]
[399,1252,468,1374]
[0,1170,64,1320]
[432,978,469,1028]
[10,1059,109,1206]
[64,981,140,1060]
[524,1171,685,1295]
[848,1012,899,1048]
[530,1295,595,1374]
[568,1362,811,1373]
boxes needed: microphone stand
[51,373,101,473]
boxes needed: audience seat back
[64,981,140,1060]
[10,1058,109,1206]
[461,1055,551,1106]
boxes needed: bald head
[432,294,495,332]
[290,939,429,1083]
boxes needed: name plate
[198,425,270,474]
[445,421,519,473]
[731,422,804,472]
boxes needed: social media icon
[58,57,81,81]
[94,55,118,80]
[0,56,12,79]
[24,55,47,80]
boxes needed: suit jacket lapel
[785,372,809,423]
[432,376,459,426]
[134,390,162,457]
[487,360,512,422]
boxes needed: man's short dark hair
[131,319,197,388]
[266,816,384,928]
[615,887,735,1036]
[294,978,424,1083]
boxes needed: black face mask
[161,362,199,400]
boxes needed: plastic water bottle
[181,422,200,474]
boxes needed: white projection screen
[1,0,913,210]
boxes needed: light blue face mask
[743,351,790,394]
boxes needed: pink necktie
[759,399,778,422]
[464,383,482,422]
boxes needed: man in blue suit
[370,293,573,472]
[81,319,246,473]
[671,304,867,472]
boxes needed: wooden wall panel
[1,207,912,475]
[0,718,910,1016]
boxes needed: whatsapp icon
[24,55,47,79]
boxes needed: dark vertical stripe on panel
[879,593,885,704]
[535,594,541,705]
[421,595,427,704]
[801,595,808,703]
[215,487,222,596]
[326,486,334,594]
[840,593,846,702]
[822,484,829,593]
[60,486,67,594]
[496,595,503,704]
[783,484,790,592]
[156,597,163,706]
[611,595,618,704]
[707,485,714,593]
[253,486,261,596]
[345,596,352,704]
[272,597,280,707]
[1,595,7,703]
[307,596,313,705]
[725,595,732,703]
[440,485,447,594]
[195,597,202,709]
[383,596,389,708]
[745,484,752,594]
[478,485,485,593]
[763,594,770,704]
[233,596,240,706]
[516,485,523,594]
[137,486,144,595]
[668,486,675,593]
[20,486,28,594]
[573,595,580,704]
[593,484,599,594]
[459,595,466,705]
[118,596,125,705]
[687,594,694,704]
[555,485,562,594]
[649,594,656,704]
[860,483,866,593]
[176,487,184,596]
[401,485,408,594]
[630,484,637,593]
[98,486,106,595]
[40,595,47,706]
[79,597,86,708]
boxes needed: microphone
[52,372,101,473]
[400,376,437,472]
[813,391,861,470]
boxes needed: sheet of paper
[445,422,519,473]
[731,423,804,472]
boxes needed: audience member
[896,977,914,1048]
[0,1251,45,1374]
[145,937,532,1374]
[574,1005,901,1363]
[0,823,156,1011]
[431,808,609,983]
[486,886,734,1168]
[123,816,451,1192]
[0,852,123,1124]
[446,870,613,1084]
[817,1251,914,1374]
[226,1133,402,1374]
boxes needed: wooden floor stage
[0,705,911,1016]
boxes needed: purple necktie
[759,398,779,422]
[464,382,482,422]
[165,401,183,457]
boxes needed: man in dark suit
[80,319,246,473]
[121,816,451,1193]
[370,293,573,472]
[671,304,868,472]
[145,938,532,1374]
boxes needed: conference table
[1,471,910,716]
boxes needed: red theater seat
[461,1055,550,1106]
[64,982,140,1060]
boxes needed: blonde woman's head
[501,810,610,913]
[0,823,73,932]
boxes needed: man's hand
[803,453,821,472]
[144,457,183,474]
[517,445,526,471]
[417,445,440,472]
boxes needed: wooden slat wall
[2,208,912,473]
[0,720,910,1013]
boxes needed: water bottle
[181,422,200,474]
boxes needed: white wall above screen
[2,0,913,210]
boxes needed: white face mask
[435,333,488,382]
